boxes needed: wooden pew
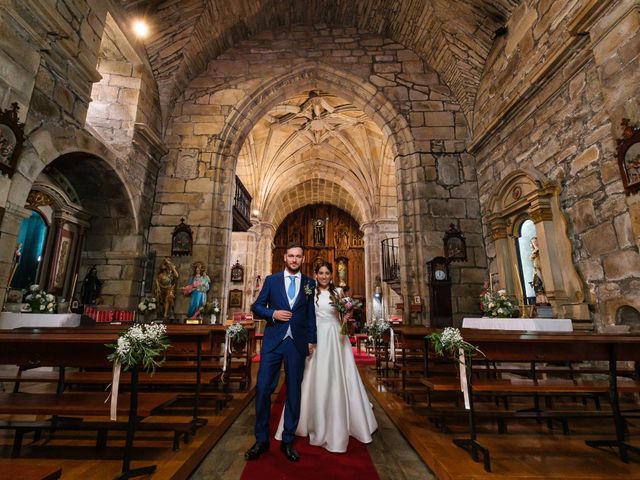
[8,325,217,425]
[0,331,180,479]
[0,460,62,480]
[420,330,640,471]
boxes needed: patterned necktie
[287,276,296,301]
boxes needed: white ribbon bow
[106,361,122,421]
[458,347,470,410]
[222,329,232,373]
[389,327,396,362]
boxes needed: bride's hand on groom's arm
[308,343,316,355]
[272,310,292,321]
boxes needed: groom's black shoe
[280,442,300,462]
[245,441,269,460]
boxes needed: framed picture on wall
[617,118,640,195]
[229,288,243,308]
[171,218,193,256]
[0,103,25,179]
[230,260,244,282]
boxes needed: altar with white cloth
[462,317,573,332]
[0,312,81,330]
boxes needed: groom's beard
[285,266,301,275]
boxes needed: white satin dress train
[275,289,378,452]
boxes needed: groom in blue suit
[245,242,317,462]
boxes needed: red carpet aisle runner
[241,352,380,480]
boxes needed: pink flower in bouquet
[330,293,363,335]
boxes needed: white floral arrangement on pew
[427,327,484,410]
[106,323,170,373]
[227,322,248,345]
[364,316,396,361]
[364,316,390,342]
[222,323,249,376]
[105,323,170,420]
[23,284,56,313]
[428,327,483,360]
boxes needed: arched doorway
[272,204,365,302]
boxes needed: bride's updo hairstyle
[314,260,337,305]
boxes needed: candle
[489,271,493,291]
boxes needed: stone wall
[151,24,485,324]
[473,0,640,327]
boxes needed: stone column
[488,218,517,296]
[361,221,376,314]
[247,221,276,312]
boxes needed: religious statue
[7,242,22,287]
[529,237,549,305]
[182,261,211,319]
[334,227,349,251]
[155,258,179,319]
[336,257,348,288]
[0,124,17,167]
[80,266,102,305]
[313,218,326,246]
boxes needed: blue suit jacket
[251,271,317,356]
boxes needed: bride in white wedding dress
[275,261,378,452]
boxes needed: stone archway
[0,124,142,309]
[210,63,424,320]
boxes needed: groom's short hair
[285,241,303,252]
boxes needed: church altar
[0,312,81,330]
[462,317,573,332]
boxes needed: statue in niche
[156,258,179,319]
[334,227,349,251]
[80,266,103,305]
[313,218,327,246]
[336,257,348,288]
[528,237,549,305]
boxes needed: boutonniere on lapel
[304,284,314,297]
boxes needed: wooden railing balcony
[381,237,400,283]
[232,176,252,232]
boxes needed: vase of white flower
[479,288,519,318]
[137,297,157,323]
[23,284,57,314]
[200,300,221,324]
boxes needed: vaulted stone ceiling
[235,90,396,228]
[119,0,521,129]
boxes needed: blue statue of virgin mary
[183,261,211,319]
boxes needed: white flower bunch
[480,288,518,318]
[227,322,248,344]
[428,327,483,359]
[107,323,170,373]
[201,299,220,315]
[23,284,57,313]
[365,316,390,341]
[441,327,464,346]
[138,297,157,312]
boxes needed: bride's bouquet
[329,292,363,335]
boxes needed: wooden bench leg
[96,429,108,449]
[12,429,24,457]
[453,438,491,472]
